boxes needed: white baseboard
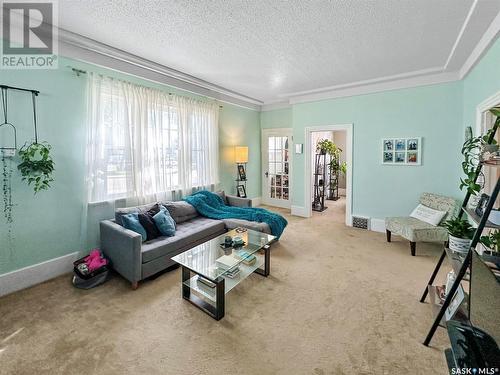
[0,252,79,297]
[252,196,262,207]
[370,218,386,233]
[291,205,308,217]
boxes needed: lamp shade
[235,146,249,163]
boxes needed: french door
[262,129,292,208]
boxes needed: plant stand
[420,117,500,347]
[312,153,327,212]
[327,166,339,201]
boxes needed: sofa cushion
[222,218,272,234]
[153,208,176,237]
[141,217,225,263]
[122,213,147,242]
[215,190,228,204]
[162,201,199,224]
[138,212,161,241]
[115,202,158,226]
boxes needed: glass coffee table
[171,228,275,320]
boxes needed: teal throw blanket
[184,191,288,238]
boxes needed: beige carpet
[0,200,450,375]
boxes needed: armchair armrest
[226,194,252,207]
[100,220,142,283]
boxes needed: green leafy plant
[460,107,500,195]
[17,142,55,193]
[443,217,475,239]
[480,230,500,253]
[316,139,338,155]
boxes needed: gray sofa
[99,191,271,289]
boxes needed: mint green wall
[0,57,259,275]
[260,108,292,129]
[291,82,464,218]
[463,37,500,130]
[0,59,87,274]
[219,104,261,198]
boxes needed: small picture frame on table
[475,193,490,217]
[445,284,465,321]
[236,184,247,198]
[237,164,246,181]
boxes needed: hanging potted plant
[443,217,475,253]
[17,142,55,193]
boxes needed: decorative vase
[448,235,472,254]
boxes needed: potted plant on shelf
[443,217,475,253]
[480,230,500,256]
[316,139,337,155]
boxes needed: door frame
[476,91,500,196]
[261,128,293,208]
[304,124,353,226]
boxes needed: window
[86,74,219,203]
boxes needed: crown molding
[58,29,263,111]
[280,66,445,99]
[261,101,291,111]
[459,10,500,79]
[286,71,459,105]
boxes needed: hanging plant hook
[32,91,38,144]
[0,87,17,153]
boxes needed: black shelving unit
[312,153,328,212]
[327,165,339,201]
[420,116,500,347]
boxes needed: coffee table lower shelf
[180,248,270,320]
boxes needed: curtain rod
[68,66,223,108]
[0,84,39,96]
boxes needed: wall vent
[352,216,369,229]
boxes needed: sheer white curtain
[86,73,219,204]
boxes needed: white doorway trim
[304,124,353,226]
[475,90,500,135]
[476,91,500,195]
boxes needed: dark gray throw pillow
[138,212,161,241]
[162,201,198,224]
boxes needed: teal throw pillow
[122,213,147,242]
[153,207,176,236]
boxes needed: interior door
[262,129,292,208]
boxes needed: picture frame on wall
[381,137,421,165]
[236,184,247,198]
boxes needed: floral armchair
[385,192,459,256]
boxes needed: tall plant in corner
[460,107,500,195]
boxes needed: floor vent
[352,216,369,229]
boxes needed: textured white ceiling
[58,0,500,104]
